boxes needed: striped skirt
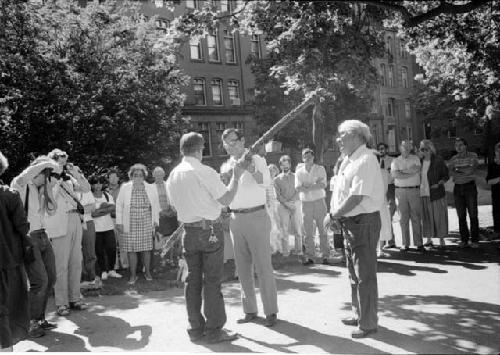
[421,196,448,239]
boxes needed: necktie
[380,159,385,169]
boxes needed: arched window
[380,63,387,86]
[401,67,409,88]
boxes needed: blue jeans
[25,230,56,321]
[183,223,226,338]
[453,181,479,243]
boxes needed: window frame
[189,37,204,61]
[250,34,261,58]
[197,122,212,156]
[207,31,220,62]
[388,65,394,87]
[228,80,241,105]
[223,29,236,64]
[193,78,207,106]
[401,66,409,88]
[211,78,224,106]
[380,63,387,86]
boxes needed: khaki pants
[395,187,423,247]
[301,199,329,258]
[277,201,303,254]
[230,208,278,316]
[52,213,83,306]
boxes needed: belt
[67,209,80,214]
[230,204,265,214]
[455,181,476,186]
[30,229,46,235]
[395,186,419,189]
[184,218,220,230]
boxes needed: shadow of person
[196,338,254,353]
[377,261,448,276]
[376,294,500,354]
[25,330,89,352]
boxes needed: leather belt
[395,186,419,189]
[230,204,266,214]
[30,229,46,235]
[184,218,220,230]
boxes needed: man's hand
[233,160,245,179]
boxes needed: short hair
[30,155,53,166]
[0,152,8,176]
[337,120,372,143]
[128,163,148,179]
[279,155,291,165]
[107,167,120,177]
[377,142,388,149]
[47,148,67,161]
[495,142,500,150]
[455,137,468,146]
[222,128,244,141]
[268,164,279,176]
[420,139,436,155]
[152,166,165,176]
[180,132,204,155]
[302,148,314,156]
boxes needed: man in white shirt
[167,132,243,344]
[295,148,330,265]
[221,128,278,328]
[324,120,384,338]
[377,142,397,248]
[391,141,424,251]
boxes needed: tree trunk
[313,101,325,164]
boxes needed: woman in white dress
[376,152,393,257]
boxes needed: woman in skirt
[116,164,160,284]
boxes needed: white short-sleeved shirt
[80,191,95,223]
[226,154,271,210]
[331,145,384,217]
[167,156,228,223]
[295,163,327,202]
[94,194,115,232]
[391,154,421,187]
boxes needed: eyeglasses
[223,138,241,146]
[419,148,429,152]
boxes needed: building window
[228,80,240,105]
[211,79,223,105]
[388,65,394,87]
[224,29,236,63]
[386,36,394,56]
[407,126,413,141]
[399,40,408,59]
[386,98,396,117]
[193,78,206,105]
[207,32,220,62]
[220,0,231,12]
[250,34,261,58]
[401,66,409,88]
[190,37,203,60]
[380,63,387,86]
[154,0,164,8]
[155,18,170,31]
[233,121,244,132]
[404,100,411,119]
[186,0,196,9]
[197,122,211,156]
[214,121,227,155]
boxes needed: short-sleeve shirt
[227,154,271,210]
[331,145,384,217]
[391,154,421,187]
[80,191,95,223]
[448,152,478,184]
[167,156,228,223]
[274,172,298,202]
[295,163,327,202]
[94,194,115,232]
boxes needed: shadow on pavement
[376,294,499,354]
[238,319,383,354]
[23,330,89,352]
[377,261,448,276]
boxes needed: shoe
[436,245,447,251]
[417,246,426,252]
[400,246,410,252]
[57,305,70,316]
[302,258,314,266]
[423,241,433,247]
[101,271,108,280]
[187,329,205,342]
[471,242,480,249]
[28,320,45,338]
[351,328,377,338]
[108,270,122,278]
[383,244,398,249]
[264,313,278,327]
[144,274,153,281]
[128,276,139,285]
[205,329,238,344]
[237,313,258,324]
[377,251,389,258]
[80,280,99,289]
[39,320,57,330]
[69,301,88,311]
[341,317,359,326]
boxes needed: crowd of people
[1,123,499,349]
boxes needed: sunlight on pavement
[401,304,458,315]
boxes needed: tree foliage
[0,0,189,182]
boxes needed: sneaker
[423,240,433,247]
[28,320,45,338]
[383,244,398,249]
[56,305,70,316]
[108,270,122,278]
[101,271,108,280]
[39,320,57,330]
[471,242,480,249]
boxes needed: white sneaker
[108,270,122,278]
[101,272,108,280]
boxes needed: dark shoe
[39,320,57,330]
[187,329,205,342]
[341,317,359,326]
[384,243,398,249]
[28,320,45,338]
[69,301,88,311]
[206,329,238,344]
[351,328,377,338]
[302,258,314,266]
[236,313,258,324]
[423,241,433,247]
[400,246,410,252]
[417,246,426,252]
[264,313,278,327]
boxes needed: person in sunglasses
[418,140,449,249]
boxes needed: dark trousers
[81,221,96,282]
[386,184,397,245]
[343,211,380,331]
[25,230,56,321]
[95,230,117,275]
[183,223,226,338]
[492,188,500,232]
[453,182,479,243]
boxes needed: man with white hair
[324,119,384,338]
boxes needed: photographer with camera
[46,149,91,316]
[11,156,61,338]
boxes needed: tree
[0,0,189,182]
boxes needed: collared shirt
[94,194,115,232]
[331,145,384,217]
[167,156,228,223]
[155,181,170,211]
[379,155,395,184]
[274,172,298,203]
[23,182,44,232]
[295,163,327,202]
[227,154,271,210]
[391,154,421,187]
[448,151,478,184]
